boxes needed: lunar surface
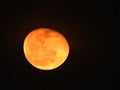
[23,28,69,70]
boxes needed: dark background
[1,0,114,89]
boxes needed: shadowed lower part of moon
[23,28,69,70]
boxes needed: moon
[23,28,69,70]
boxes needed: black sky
[1,0,113,89]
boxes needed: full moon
[23,28,69,70]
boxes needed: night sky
[1,1,113,89]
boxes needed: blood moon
[23,28,69,70]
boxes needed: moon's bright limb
[23,28,69,70]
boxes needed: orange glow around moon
[23,28,69,70]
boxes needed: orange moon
[23,28,69,70]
